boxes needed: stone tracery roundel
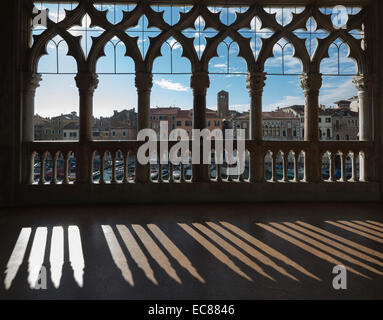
[28,1,367,76]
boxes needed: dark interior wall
[0,1,381,207]
[0,0,25,207]
[0,1,17,206]
[380,0,383,199]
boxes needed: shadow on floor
[1,202,383,299]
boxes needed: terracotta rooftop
[63,122,79,130]
[150,107,181,115]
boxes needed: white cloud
[265,95,305,111]
[195,44,206,53]
[154,79,189,92]
[168,39,181,50]
[320,78,357,106]
[213,63,227,69]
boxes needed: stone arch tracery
[27,1,367,75]
[23,1,372,185]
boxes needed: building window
[123,131,126,137]
[112,131,116,136]
[177,121,182,126]
[326,118,331,123]
[215,120,220,126]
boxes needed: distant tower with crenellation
[217,90,229,118]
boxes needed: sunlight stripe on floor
[339,221,383,239]
[68,226,85,288]
[284,222,383,268]
[194,223,274,281]
[257,223,369,279]
[4,228,32,290]
[117,225,158,286]
[102,225,134,286]
[50,226,64,289]
[220,222,320,281]
[207,222,298,281]
[28,227,48,289]
[296,221,383,260]
[272,223,383,277]
[351,221,383,234]
[148,224,205,284]
[132,225,182,284]
[326,221,383,244]
[179,223,253,282]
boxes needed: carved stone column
[22,73,42,184]
[353,75,372,141]
[300,73,322,182]
[23,73,42,142]
[353,75,372,182]
[247,72,266,141]
[75,72,98,184]
[247,71,266,183]
[135,72,153,183]
[191,72,210,182]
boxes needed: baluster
[226,150,233,183]
[30,153,36,185]
[39,152,46,185]
[282,153,288,182]
[271,152,277,182]
[158,162,163,183]
[350,152,357,182]
[293,152,299,182]
[339,152,346,182]
[227,164,233,182]
[328,152,335,182]
[238,150,245,182]
[248,150,255,183]
[360,152,367,182]
[100,152,106,184]
[51,152,58,185]
[123,152,129,183]
[216,163,222,183]
[169,163,174,183]
[111,152,117,184]
[302,152,308,182]
[63,152,69,184]
[181,163,185,183]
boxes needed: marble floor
[0,202,383,300]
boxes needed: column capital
[135,72,153,93]
[24,72,42,93]
[75,72,99,93]
[352,74,372,92]
[190,71,210,95]
[246,72,267,95]
[299,73,322,93]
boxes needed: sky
[32,2,362,118]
